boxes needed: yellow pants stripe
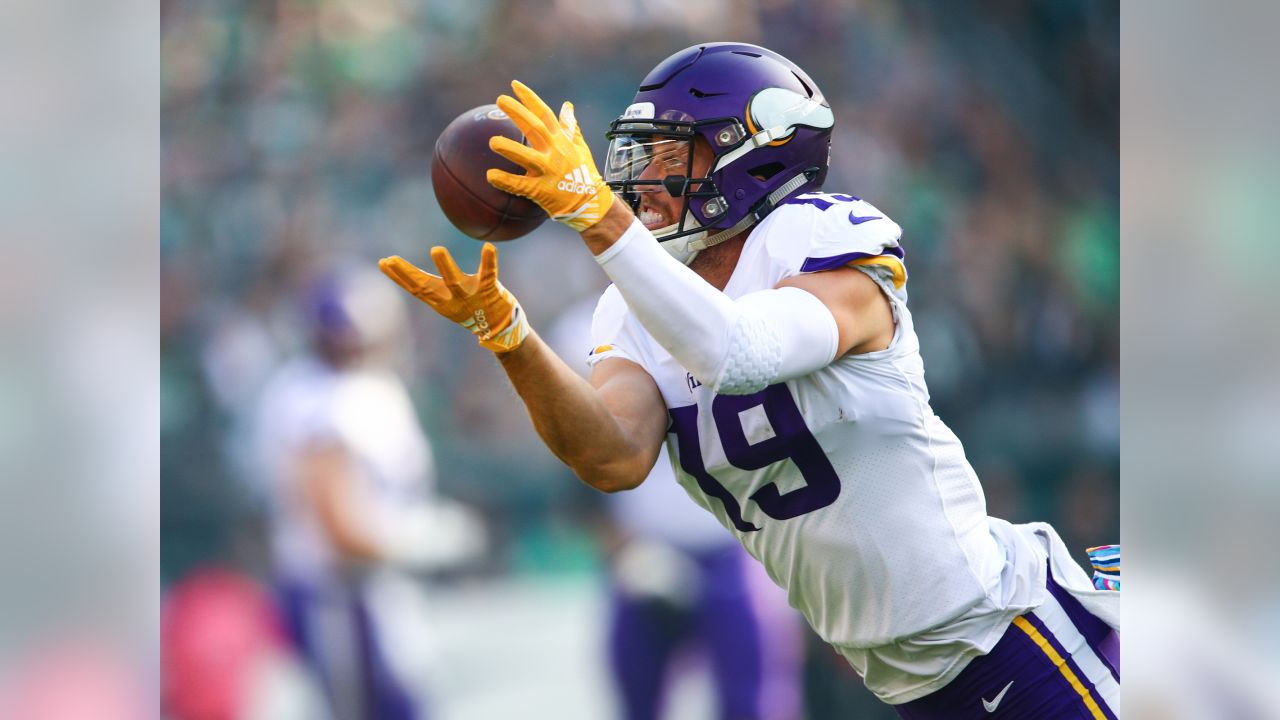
[1012,615,1107,720]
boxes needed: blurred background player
[252,264,485,720]
[547,296,804,720]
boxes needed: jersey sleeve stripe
[799,245,904,272]
[849,256,907,290]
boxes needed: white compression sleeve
[594,218,840,395]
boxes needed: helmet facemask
[605,115,747,263]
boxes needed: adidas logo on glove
[556,164,598,195]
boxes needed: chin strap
[687,170,813,252]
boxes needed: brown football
[431,104,546,241]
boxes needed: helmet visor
[603,135,695,190]
[604,118,725,243]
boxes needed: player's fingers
[558,101,579,139]
[496,94,552,151]
[489,136,546,175]
[430,246,468,293]
[478,242,498,283]
[378,256,418,291]
[486,168,533,198]
[511,80,561,137]
[379,257,448,303]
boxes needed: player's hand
[378,243,530,353]
[486,80,615,232]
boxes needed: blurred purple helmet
[605,43,834,263]
[305,264,406,357]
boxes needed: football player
[381,43,1119,718]
[254,265,484,720]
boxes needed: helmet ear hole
[748,162,785,182]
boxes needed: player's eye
[658,153,686,170]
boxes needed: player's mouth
[638,204,667,230]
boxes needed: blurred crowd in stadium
[161,0,1116,717]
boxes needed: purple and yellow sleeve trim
[586,343,630,367]
[800,247,907,289]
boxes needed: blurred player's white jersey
[254,357,433,584]
[589,193,1056,703]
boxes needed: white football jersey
[588,193,1050,703]
[254,357,434,585]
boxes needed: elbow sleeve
[713,286,839,394]
[596,219,839,396]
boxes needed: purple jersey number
[785,193,860,211]
[668,383,841,533]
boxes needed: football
[431,104,547,241]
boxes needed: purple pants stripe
[1019,611,1117,719]
[1046,565,1120,682]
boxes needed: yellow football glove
[486,80,615,232]
[378,243,530,353]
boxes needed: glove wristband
[458,284,530,353]
[552,184,616,232]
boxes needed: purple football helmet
[604,43,834,263]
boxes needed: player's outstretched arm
[379,244,665,493]
[496,337,667,493]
